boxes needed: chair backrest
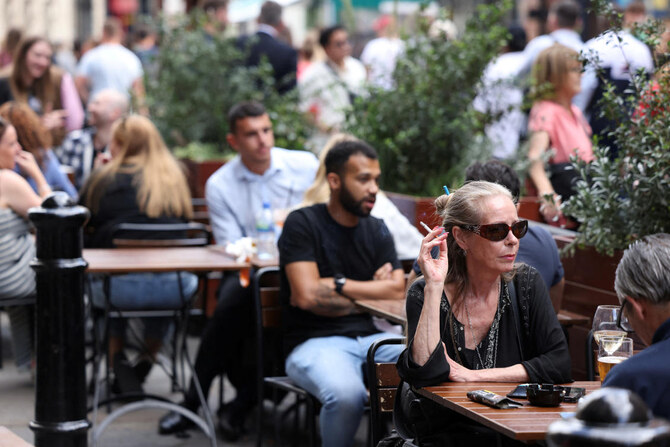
[367,337,406,447]
[253,266,284,378]
[111,222,211,248]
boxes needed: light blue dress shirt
[205,147,318,245]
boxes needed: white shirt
[77,43,143,101]
[360,37,405,90]
[473,51,526,159]
[581,29,654,112]
[299,57,367,131]
[371,191,422,260]
[205,148,319,244]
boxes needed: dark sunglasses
[616,299,635,333]
[461,220,528,242]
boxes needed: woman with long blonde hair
[80,115,195,393]
[527,44,593,225]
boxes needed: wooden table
[84,246,249,273]
[355,299,589,329]
[356,299,406,325]
[415,381,601,442]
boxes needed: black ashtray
[527,384,564,407]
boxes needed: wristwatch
[334,274,346,295]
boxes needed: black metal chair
[252,266,319,447]
[88,221,217,447]
[367,337,405,447]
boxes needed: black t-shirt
[278,203,401,354]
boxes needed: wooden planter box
[385,192,441,232]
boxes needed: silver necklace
[464,281,500,369]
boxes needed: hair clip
[443,185,450,196]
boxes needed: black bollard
[28,192,91,447]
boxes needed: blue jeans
[285,332,404,447]
[90,272,198,339]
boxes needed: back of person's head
[319,25,346,48]
[324,139,377,177]
[202,0,228,13]
[103,17,123,41]
[550,0,581,29]
[133,22,156,43]
[92,88,130,122]
[615,234,670,306]
[259,1,282,27]
[301,133,359,207]
[0,101,51,167]
[3,28,23,55]
[465,160,520,200]
[227,101,266,134]
[434,181,513,298]
[86,115,192,219]
[507,24,527,53]
[531,43,579,100]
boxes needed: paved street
[0,314,371,446]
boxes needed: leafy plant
[146,12,313,156]
[345,1,512,196]
[563,0,670,255]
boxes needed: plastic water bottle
[255,201,276,260]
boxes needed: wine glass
[592,305,627,346]
[597,336,633,381]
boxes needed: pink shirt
[528,100,593,164]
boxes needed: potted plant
[145,11,313,198]
[345,1,512,227]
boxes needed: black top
[278,203,401,354]
[239,31,297,94]
[79,171,186,248]
[397,264,572,387]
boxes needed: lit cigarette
[419,221,432,233]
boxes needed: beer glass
[597,336,633,381]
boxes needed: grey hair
[435,180,514,309]
[615,233,670,305]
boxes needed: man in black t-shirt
[278,140,405,447]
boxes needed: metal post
[28,192,91,447]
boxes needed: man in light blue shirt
[159,101,317,440]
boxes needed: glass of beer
[597,336,633,381]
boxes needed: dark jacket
[240,31,297,94]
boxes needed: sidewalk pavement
[0,314,371,446]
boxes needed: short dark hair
[325,140,378,176]
[465,160,520,200]
[202,0,228,12]
[319,25,346,48]
[551,0,581,29]
[228,101,267,134]
[507,24,527,53]
[259,1,282,26]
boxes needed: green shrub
[146,12,313,156]
[563,1,670,255]
[345,1,512,196]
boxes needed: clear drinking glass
[592,305,627,345]
[597,336,633,381]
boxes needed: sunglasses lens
[480,223,509,241]
[512,221,528,239]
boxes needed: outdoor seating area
[2,0,670,446]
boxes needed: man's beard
[340,182,374,217]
